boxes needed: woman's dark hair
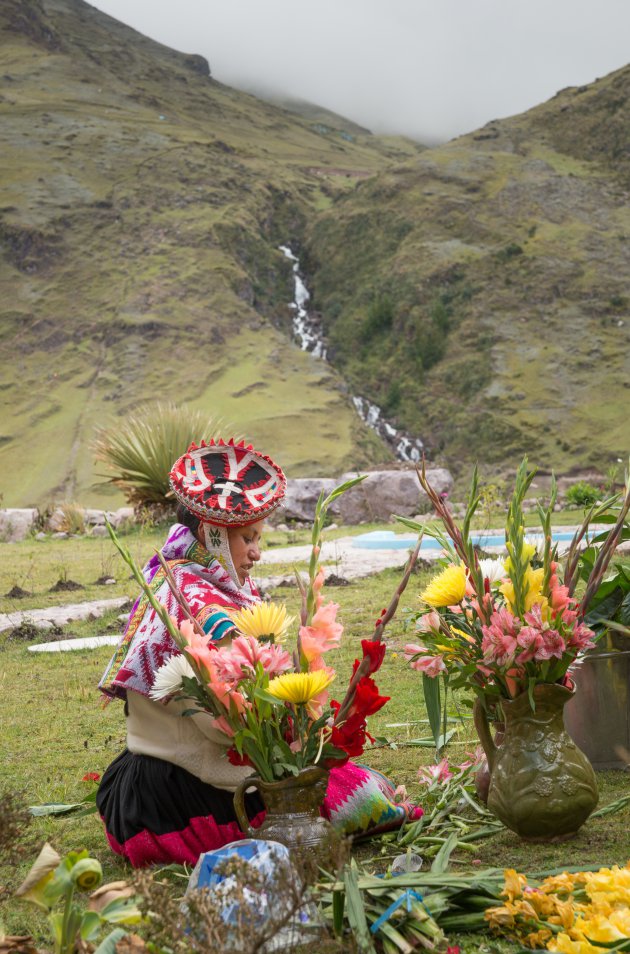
[176,503,201,534]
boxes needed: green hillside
[0,0,424,507]
[304,67,630,477]
[1,0,628,508]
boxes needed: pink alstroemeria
[404,642,428,658]
[300,601,343,663]
[416,610,442,633]
[481,608,520,666]
[535,629,566,661]
[418,758,453,785]
[409,654,447,677]
[567,621,596,651]
[205,658,246,714]
[213,635,292,682]
[515,625,543,663]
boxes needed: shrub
[54,501,86,534]
[93,402,228,509]
[565,480,600,508]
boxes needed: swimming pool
[351,529,581,551]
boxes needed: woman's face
[227,520,265,585]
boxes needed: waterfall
[279,245,424,462]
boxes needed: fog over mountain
[90,0,630,142]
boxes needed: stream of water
[279,245,425,462]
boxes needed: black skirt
[96,750,264,868]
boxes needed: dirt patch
[324,573,350,586]
[94,576,116,585]
[49,579,85,592]
[4,585,33,599]
[6,621,64,642]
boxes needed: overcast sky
[91,0,630,143]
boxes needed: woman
[97,438,421,867]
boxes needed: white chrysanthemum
[149,653,195,701]
[478,558,507,585]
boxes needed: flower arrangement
[403,458,630,716]
[485,863,630,952]
[108,478,421,783]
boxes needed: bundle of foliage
[401,457,630,738]
[92,402,226,509]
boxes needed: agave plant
[93,402,228,508]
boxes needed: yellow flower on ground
[267,670,334,704]
[420,564,467,607]
[501,869,528,902]
[229,601,295,644]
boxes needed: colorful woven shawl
[99,524,259,701]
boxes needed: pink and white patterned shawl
[99,524,259,701]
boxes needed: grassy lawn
[1,526,629,949]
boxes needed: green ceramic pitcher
[474,683,599,840]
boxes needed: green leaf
[422,673,442,749]
[99,896,143,925]
[343,865,376,953]
[332,888,345,936]
[430,831,459,873]
[93,928,130,954]
[80,910,103,941]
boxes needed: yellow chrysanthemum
[229,601,295,644]
[267,670,334,704]
[420,564,467,607]
[500,566,546,613]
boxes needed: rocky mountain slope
[0,0,422,507]
[304,67,630,476]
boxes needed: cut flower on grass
[109,476,422,783]
[485,863,630,952]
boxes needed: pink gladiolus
[300,602,343,662]
[312,566,326,610]
[211,715,236,738]
[409,654,446,677]
[205,659,246,713]
[418,758,453,785]
[213,635,292,682]
[550,584,572,614]
[416,610,441,633]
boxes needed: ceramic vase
[233,765,332,855]
[474,683,598,840]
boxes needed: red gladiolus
[227,748,253,767]
[361,639,386,674]
[353,675,390,717]
[82,772,101,783]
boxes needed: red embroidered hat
[169,439,286,527]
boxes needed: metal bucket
[564,631,630,771]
